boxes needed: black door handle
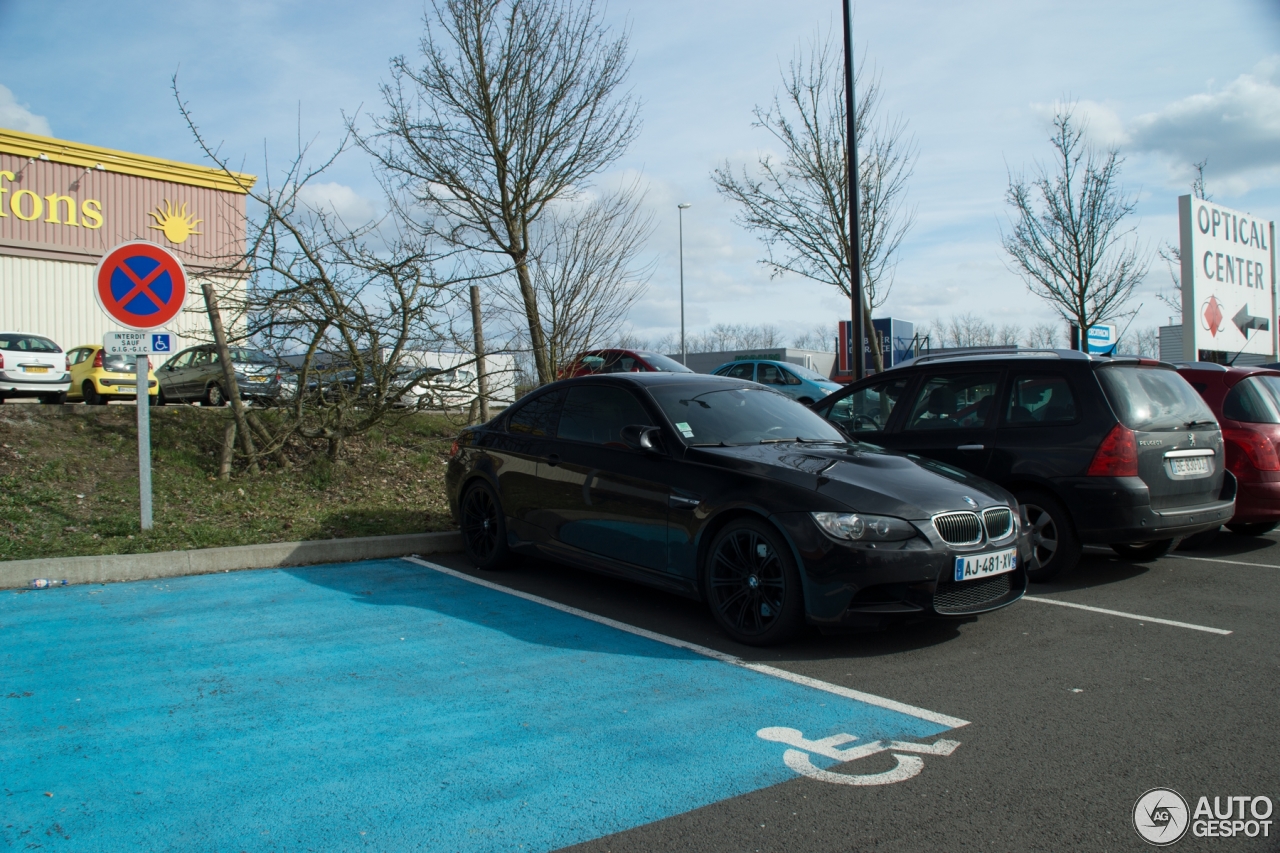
[546,454,560,467]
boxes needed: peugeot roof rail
[893,347,1092,369]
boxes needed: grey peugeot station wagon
[810,349,1236,581]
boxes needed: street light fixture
[678,203,691,366]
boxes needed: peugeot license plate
[1170,456,1210,475]
[954,547,1017,582]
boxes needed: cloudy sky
[2,0,1278,348]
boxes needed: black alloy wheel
[1016,489,1080,583]
[83,381,106,406]
[1110,539,1175,561]
[459,481,510,571]
[704,518,803,646]
[1226,521,1278,536]
[205,384,227,407]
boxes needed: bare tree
[1130,327,1161,358]
[1024,322,1062,348]
[508,182,654,376]
[792,324,836,351]
[361,0,640,385]
[1156,160,1212,321]
[1003,106,1149,346]
[712,31,916,372]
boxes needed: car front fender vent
[981,507,1014,540]
[932,511,983,546]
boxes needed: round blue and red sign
[94,241,188,331]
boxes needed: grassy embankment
[0,404,458,562]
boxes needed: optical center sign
[1180,195,1277,359]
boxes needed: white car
[0,332,70,404]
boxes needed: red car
[1177,362,1280,535]
[560,349,695,378]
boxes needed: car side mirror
[621,424,664,453]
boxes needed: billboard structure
[1180,195,1276,361]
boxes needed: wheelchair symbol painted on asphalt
[757,727,960,786]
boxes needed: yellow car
[66,344,159,405]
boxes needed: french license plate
[24,366,49,374]
[954,547,1017,582]
[1170,456,1209,475]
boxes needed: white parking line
[1175,555,1280,569]
[402,555,971,729]
[1023,595,1233,635]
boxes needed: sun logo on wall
[148,200,203,245]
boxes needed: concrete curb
[1,531,463,589]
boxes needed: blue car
[710,359,843,405]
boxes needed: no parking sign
[94,241,188,331]
[93,240,189,532]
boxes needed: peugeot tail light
[1087,422,1139,477]
[1224,427,1280,472]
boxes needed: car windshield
[1098,365,1216,431]
[786,363,834,383]
[0,334,60,353]
[647,384,846,446]
[636,352,694,373]
[1223,375,1280,424]
[229,348,275,365]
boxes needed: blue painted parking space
[3,558,966,851]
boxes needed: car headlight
[811,512,916,541]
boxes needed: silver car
[0,332,70,404]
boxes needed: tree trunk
[470,285,490,422]
[219,422,236,480]
[862,293,885,372]
[200,279,259,475]
[513,258,553,385]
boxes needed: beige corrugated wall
[0,255,243,354]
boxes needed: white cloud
[1128,57,1280,189]
[296,181,377,224]
[1030,99,1129,148]
[0,84,51,136]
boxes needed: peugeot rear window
[1097,366,1216,431]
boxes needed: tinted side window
[905,373,1000,430]
[1005,375,1077,425]
[558,386,653,446]
[725,363,754,380]
[757,364,787,385]
[168,351,194,368]
[823,377,910,433]
[1223,376,1280,424]
[506,390,564,436]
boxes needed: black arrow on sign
[1233,304,1271,335]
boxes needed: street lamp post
[842,0,866,378]
[678,202,691,366]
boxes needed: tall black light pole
[678,202,691,365]
[843,0,866,378]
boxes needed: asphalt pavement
[4,531,1278,852]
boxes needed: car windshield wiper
[758,437,844,444]
[1185,419,1217,428]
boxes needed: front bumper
[774,511,1029,629]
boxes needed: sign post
[93,242,188,531]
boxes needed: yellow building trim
[0,128,257,195]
